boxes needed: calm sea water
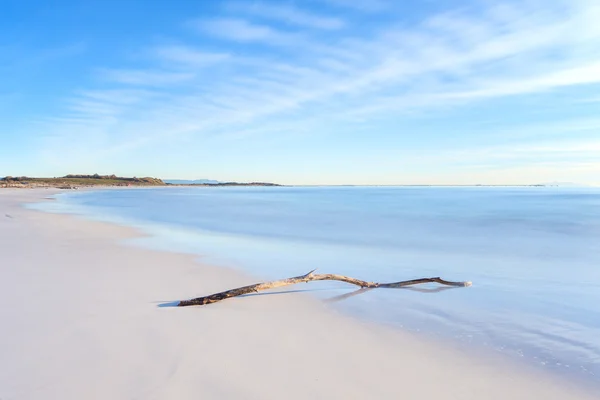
[31,186,600,384]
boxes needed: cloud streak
[152,45,230,67]
[322,0,389,12]
[192,18,299,44]
[99,69,195,86]
[228,2,345,30]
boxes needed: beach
[0,188,597,400]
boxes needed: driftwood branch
[178,270,472,307]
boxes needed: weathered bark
[177,270,472,307]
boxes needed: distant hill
[1,175,281,189]
[1,174,165,188]
[166,180,281,187]
[536,182,588,187]
[165,179,221,185]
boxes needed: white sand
[0,189,596,400]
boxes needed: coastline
[0,188,597,399]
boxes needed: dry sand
[0,189,597,399]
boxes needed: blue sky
[1,0,599,185]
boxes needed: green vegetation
[1,174,281,188]
[1,174,165,187]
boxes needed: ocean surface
[30,186,600,384]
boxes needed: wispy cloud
[192,18,298,44]
[0,42,86,72]
[322,0,389,12]
[79,89,155,105]
[390,137,600,181]
[152,45,230,67]
[577,96,600,103]
[228,2,345,30]
[99,69,195,86]
[434,61,600,101]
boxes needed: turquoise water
[31,186,600,384]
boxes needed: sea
[29,186,600,385]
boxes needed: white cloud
[228,2,345,30]
[193,18,297,44]
[434,61,600,101]
[0,42,87,71]
[322,0,389,12]
[79,89,155,105]
[99,69,195,86]
[577,96,600,103]
[387,137,600,183]
[153,45,230,67]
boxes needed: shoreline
[1,188,597,399]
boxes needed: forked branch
[177,270,472,307]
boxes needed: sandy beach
[0,188,596,400]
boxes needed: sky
[1,0,599,185]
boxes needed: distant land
[165,179,282,187]
[166,181,281,187]
[536,182,587,187]
[1,175,587,189]
[165,179,221,185]
[0,174,281,189]
[1,174,164,188]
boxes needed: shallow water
[30,186,600,384]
